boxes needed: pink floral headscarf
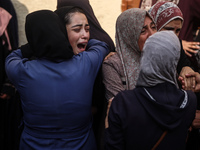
[115,8,147,90]
[148,1,183,31]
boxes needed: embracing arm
[5,49,26,87]
[105,94,125,150]
[102,55,125,101]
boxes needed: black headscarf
[22,10,73,59]
[56,0,115,52]
[54,6,77,26]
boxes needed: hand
[104,52,116,61]
[182,40,200,57]
[178,66,195,91]
[182,72,200,92]
[192,110,200,129]
[0,93,11,100]
[105,97,113,129]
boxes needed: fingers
[185,72,198,78]
[184,50,192,57]
[182,40,200,57]
[104,52,116,61]
[185,72,200,92]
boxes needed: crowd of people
[1,0,200,150]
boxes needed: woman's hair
[64,7,86,25]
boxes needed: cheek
[138,36,147,51]
[67,32,79,46]
[87,32,90,39]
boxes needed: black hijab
[54,6,77,26]
[56,0,115,52]
[22,10,73,59]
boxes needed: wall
[10,0,121,47]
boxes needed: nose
[149,28,156,36]
[81,29,88,39]
[146,28,156,39]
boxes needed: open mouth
[77,43,87,50]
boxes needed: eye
[151,24,156,30]
[85,26,90,32]
[141,28,146,35]
[175,29,181,34]
[73,28,81,32]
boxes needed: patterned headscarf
[137,31,180,87]
[148,1,183,31]
[115,8,147,90]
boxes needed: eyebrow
[142,21,155,29]
[150,22,155,26]
[71,24,90,28]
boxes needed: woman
[148,1,198,73]
[102,8,156,102]
[105,31,197,150]
[55,4,114,149]
[5,9,109,150]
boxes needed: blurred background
[11,0,121,47]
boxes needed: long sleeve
[105,93,125,150]
[102,53,125,101]
[5,49,26,88]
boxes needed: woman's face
[66,12,90,55]
[138,15,157,51]
[160,19,182,36]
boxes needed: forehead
[164,19,182,27]
[143,15,153,25]
[69,12,88,25]
[143,15,154,28]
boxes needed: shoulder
[103,53,121,65]
[113,89,135,106]
[103,53,123,72]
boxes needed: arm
[105,97,114,129]
[177,41,196,90]
[105,95,125,150]
[5,49,25,88]
[102,54,125,101]
[86,39,109,63]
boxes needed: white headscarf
[136,31,180,87]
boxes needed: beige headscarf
[115,8,147,90]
